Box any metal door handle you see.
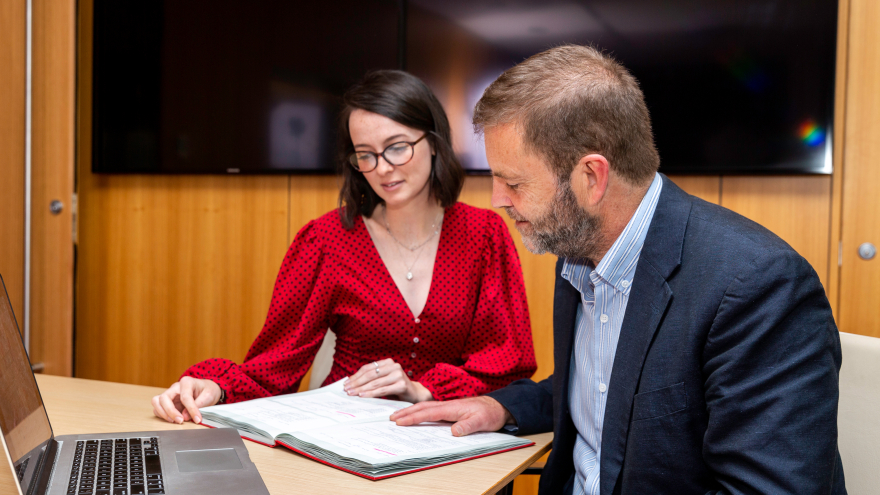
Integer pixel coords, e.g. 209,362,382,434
858,243,876,260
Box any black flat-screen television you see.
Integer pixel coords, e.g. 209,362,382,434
92,0,837,175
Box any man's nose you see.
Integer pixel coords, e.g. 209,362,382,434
491,180,512,208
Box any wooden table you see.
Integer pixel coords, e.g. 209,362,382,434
1,376,552,495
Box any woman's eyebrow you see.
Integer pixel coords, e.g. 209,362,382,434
353,134,410,150
383,134,408,144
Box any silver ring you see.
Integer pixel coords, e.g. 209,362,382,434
374,361,380,374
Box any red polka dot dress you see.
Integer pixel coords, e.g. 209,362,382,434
182,202,537,403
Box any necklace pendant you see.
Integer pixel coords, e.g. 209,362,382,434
406,271,413,281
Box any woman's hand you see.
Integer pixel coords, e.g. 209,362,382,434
344,358,434,403
151,377,222,424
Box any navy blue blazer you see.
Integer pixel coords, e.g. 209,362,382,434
489,175,845,495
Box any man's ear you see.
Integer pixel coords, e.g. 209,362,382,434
570,154,610,207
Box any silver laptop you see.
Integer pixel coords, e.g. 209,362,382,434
0,275,270,495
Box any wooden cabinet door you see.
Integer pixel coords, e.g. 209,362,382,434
838,0,880,337
0,0,26,330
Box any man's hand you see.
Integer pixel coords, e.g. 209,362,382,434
390,396,514,437
151,377,222,425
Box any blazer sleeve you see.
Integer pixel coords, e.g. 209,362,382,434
701,249,842,494
487,376,555,435
419,213,538,401
182,220,332,403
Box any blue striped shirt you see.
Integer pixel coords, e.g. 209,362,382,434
562,173,662,495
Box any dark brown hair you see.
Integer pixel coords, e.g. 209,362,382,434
473,45,660,185
338,70,464,229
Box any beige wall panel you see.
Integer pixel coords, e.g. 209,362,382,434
0,0,26,324
666,175,721,205
721,176,832,292
459,176,557,382
30,0,75,376
838,0,880,337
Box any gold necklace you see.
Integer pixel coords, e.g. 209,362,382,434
383,209,444,281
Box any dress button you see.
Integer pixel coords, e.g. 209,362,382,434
414,318,421,324
407,371,413,377
413,337,419,343
599,383,607,393
621,280,630,288
411,352,417,358
600,314,609,323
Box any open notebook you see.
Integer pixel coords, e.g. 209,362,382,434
198,380,534,480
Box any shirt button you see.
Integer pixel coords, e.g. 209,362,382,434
600,314,609,323
621,280,630,288
407,371,413,377
411,352,417,358
599,383,607,393
413,337,419,344
414,318,421,324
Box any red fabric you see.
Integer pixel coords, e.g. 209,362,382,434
183,202,536,403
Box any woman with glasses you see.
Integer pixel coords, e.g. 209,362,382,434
152,71,536,423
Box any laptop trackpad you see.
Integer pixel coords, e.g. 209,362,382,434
175,448,243,472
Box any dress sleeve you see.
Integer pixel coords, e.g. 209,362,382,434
182,219,333,403
419,213,537,401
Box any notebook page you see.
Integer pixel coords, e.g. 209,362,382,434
199,378,411,439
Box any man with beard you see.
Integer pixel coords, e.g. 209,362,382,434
390,45,845,494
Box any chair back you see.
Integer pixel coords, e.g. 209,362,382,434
308,330,336,390
838,331,880,493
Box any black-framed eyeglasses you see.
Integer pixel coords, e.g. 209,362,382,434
347,134,428,172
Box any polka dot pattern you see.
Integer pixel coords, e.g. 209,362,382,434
182,202,537,403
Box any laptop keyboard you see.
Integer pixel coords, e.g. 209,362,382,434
68,437,165,495
15,457,29,483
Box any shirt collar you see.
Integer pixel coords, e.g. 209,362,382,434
561,172,663,295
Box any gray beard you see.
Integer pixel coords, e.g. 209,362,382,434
505,180,603,260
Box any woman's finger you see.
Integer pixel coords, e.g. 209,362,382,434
345,362,379,389
351,368,408,396
159,392,183,424
178,378,201,424
151,395,171,422
346,359,395,391
358,384,400,399
152,383,180,423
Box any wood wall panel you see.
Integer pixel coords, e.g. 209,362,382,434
30,0,75,375
0,0,26,325
288,176,342,243
720,176,832,291
838,0,880,337
666,176,721,205
74,175,290,386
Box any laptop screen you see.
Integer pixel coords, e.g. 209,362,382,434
0,276,53,492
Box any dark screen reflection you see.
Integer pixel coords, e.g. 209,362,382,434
93,0,400,174
407,0,837,174
0,277,53,492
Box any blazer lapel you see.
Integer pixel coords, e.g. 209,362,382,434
553,257,581,413
599,175,691,495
